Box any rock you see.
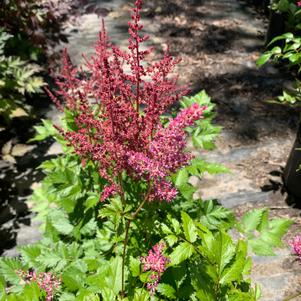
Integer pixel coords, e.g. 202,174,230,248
10,108,29,118
46,142,63,156
11,144,36,157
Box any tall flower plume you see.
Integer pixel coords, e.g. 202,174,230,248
50,0,206,202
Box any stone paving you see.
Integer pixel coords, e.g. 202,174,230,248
2,0,301,299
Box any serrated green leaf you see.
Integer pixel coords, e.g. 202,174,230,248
200,200,235,230
269,218,293,238
22,282,41,301
220,247,247,284
48,209,74,235
84,194,99,212
169,242,195,265
157,283,176,299
19,245,41,267
249,239,275,256
214,231,236,273
106,256,122,295
241,209,265,232
132,288,150,301
130,257,141,277
0,258,23,284
62,266,86,292
59,292,76,301
165,234,178,247
181,212,197,243
178,183,196,200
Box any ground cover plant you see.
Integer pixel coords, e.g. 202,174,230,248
0,1,293,300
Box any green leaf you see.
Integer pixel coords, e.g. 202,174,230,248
84,193,99,212
132,289,150,301
241,209,265,232
157,283,176,299
48,209,74,235
106,256,122,295
181,212,197,243
22,282,41,301
249,239,275,256
256,53,272,66
130,257,141,277
28,119,57,142
59,292,76,301
19,245,41,267
241,209,292,255
269,218,293,238
268,32,294,47
174,169,189,188
177,184,196,200
199,200,235,230
169,242,195,265
213,231,236,273
165,234,178,247
169,216,181,235
62,266,86,292
0,258,23,284
220,240,248,285
200,231,235,277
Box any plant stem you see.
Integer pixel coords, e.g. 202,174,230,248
121,219,131,299
283,291,301,301
118,173,126,206
120,197,148,298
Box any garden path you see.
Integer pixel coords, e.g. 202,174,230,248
2,0,301,299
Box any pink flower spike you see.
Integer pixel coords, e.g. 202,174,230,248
50,0,205,203
297,1,301,7
17,270,61,301
141,242,169,294
290,235,301,259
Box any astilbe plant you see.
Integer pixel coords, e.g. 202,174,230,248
0,1,293,300
48,0,206,296
50,0,206,204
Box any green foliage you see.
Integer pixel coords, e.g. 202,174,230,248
181,90,221,150
270,0,301,31
0,29,44,122
159,213,257,300
238,208,293,256
257,31,301,106
0,0,86,125
0,91,292,300
169,91,227,201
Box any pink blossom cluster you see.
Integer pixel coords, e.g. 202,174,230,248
17,270,60,301
140,242,169,294
290,235,301,260
50,0,206,202
297,1,301,7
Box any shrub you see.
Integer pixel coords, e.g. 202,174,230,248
270,0,301,31
257,32,301,106
0,29,44,123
